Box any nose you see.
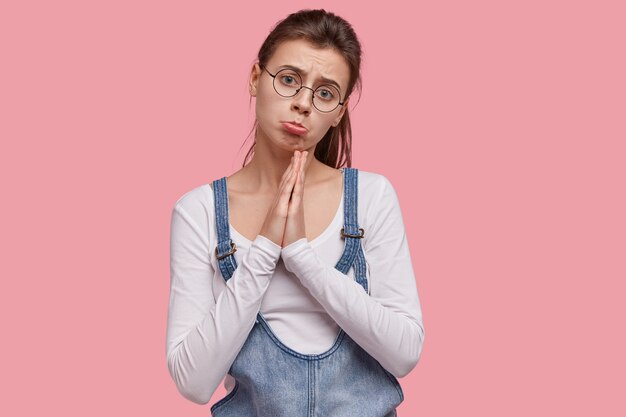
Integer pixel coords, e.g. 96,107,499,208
291,86,314,114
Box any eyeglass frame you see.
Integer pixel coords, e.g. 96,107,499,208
259,65,346,113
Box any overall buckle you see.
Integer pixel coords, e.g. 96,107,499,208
340,228,365,239
215,241,237,260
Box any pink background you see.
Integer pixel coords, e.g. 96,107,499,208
2,0,625,415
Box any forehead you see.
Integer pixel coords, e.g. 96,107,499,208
267,39,350,89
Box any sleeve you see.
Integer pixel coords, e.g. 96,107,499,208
166,199,282,404
280,175,425,378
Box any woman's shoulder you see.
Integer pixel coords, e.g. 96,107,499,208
169,182,220,250
352,168,403,219
353,168,395,194
172,182,215,219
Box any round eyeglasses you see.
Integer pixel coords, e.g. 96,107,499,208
261,65,345,113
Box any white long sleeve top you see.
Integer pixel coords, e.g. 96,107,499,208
166,170,425,405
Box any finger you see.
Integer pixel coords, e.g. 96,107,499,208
289,155,305,213
298,151,307,185
278,154,301,209
302,151,311,173
284,153,300,189
277,154,296,191
288,153,304,192
280,151,301,187
265,155,296,219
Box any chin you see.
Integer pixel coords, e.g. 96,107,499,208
279,130,308,144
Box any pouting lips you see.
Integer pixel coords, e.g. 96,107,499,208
282,122,308,135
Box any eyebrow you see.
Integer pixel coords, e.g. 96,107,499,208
276,64,342,91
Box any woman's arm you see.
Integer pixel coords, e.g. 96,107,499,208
167,155,300,403
166,200,281,404
281,174,425,378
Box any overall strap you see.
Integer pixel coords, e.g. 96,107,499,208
212,177,238,281
334,168,368,293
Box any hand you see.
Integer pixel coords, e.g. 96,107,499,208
259,151,306,246
258,153,301,246
282,150,308,247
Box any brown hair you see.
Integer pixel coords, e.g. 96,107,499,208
241,9,363,169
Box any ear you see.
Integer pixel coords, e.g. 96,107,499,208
249,63,261,96
331,98,349,127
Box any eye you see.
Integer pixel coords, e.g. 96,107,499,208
278,72,299,87
315,87,336,101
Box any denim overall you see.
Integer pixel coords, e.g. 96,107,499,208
210,167,404,417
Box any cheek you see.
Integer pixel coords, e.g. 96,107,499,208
307,117,335,140
255,90,280,122
317,115,337,131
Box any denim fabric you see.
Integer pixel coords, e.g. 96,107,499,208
210,168,403,417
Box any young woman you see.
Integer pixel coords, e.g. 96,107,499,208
166,9,425,416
